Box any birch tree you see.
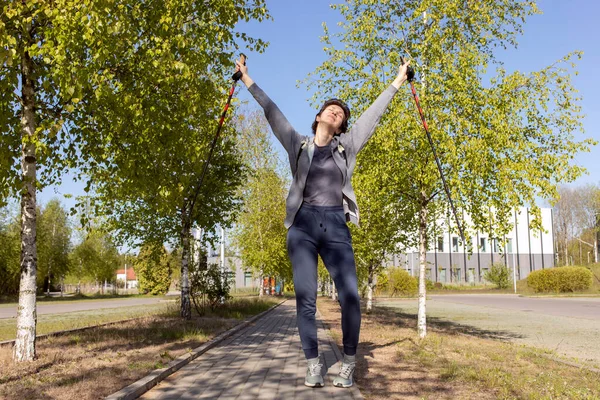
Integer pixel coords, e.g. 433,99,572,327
350,139,414,312
232,110,292,288
1,0,270,358
553,184,600,265
37,199,71,294
553,186,578,265
0,0,94,361
69,229,120,290
0,207,20,296
307,0,594,338
573,184,600,264
77,0,269,320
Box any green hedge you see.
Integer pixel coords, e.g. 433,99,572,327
527,266,593,293
375,269,436,296
387,268,418,296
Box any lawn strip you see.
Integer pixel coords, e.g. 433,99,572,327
0,302,172,341
317,297,600,400
0,297,279,400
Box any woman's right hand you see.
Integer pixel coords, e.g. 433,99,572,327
392,59,411,89
235,56,253,88
234,58,248,76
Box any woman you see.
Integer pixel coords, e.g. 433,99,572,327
236,58,410,388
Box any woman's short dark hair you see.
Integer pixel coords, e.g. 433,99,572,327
311,99,351,135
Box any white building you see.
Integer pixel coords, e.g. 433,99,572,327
193,227,261,290
392,207,555,283
116,268,138,288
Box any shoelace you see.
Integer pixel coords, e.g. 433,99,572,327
339,362,355,379
308,362,323,376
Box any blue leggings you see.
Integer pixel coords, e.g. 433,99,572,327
287,203,361,359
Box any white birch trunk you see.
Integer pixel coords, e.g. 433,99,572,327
14,44,37,362
417,196,428,339
330,279,337,301
416,11,430,339
366,266,374,313
180,212,192,320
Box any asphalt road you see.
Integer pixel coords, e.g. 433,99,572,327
377,294,600,367
0,297,170,319
430,294,600,320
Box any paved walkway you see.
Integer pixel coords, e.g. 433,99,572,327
140,300,363,399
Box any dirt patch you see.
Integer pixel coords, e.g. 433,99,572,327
317,298,600,400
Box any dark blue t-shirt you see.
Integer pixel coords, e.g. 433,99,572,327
302,143,343,206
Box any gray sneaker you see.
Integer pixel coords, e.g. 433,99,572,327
333,356,356,388
304,356,324,388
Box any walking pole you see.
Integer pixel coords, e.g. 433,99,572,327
401,57,466,244
188,54,246,213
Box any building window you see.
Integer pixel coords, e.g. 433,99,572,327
480,237,487,252
467,268,475,283
244,272,252,287
506,238,513,254
453,268,462,282
437,237,444,252
227,271,236,286
492,238,499,253
439,269,447,283
452,237,459,252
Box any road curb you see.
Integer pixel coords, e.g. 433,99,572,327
105,299,287,400
541,355,600,374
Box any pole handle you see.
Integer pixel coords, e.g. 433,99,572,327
232,53,247,81
400,56,415,83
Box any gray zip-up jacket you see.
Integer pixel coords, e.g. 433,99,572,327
248,83,399,229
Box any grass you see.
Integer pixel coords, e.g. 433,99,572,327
408,335,599,399
0,292,171,305
0,296,280,342
194,296,285,319
318,297,600,400
0,296,280,400
0,302,172,341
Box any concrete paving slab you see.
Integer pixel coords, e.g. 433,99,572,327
138,299,363,400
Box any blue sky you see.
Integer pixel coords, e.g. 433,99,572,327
39,0,599,210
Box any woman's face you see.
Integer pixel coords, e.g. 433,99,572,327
317,104,345,133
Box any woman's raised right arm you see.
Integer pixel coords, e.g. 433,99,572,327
236,59,302,156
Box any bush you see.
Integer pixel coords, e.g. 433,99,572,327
190,262,232,313
527,266,593,293
426,279,435,291
387,268,418,297
135,245,173,295
483,263,512,289
374,271,389,296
